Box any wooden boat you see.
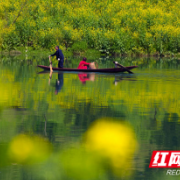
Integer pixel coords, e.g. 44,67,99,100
37,65,138,73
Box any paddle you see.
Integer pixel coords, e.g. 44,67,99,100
113,61,133,74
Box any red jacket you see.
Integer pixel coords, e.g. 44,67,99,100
78,61,90,69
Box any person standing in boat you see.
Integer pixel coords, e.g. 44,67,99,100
49,46,64,68
77,57,96,69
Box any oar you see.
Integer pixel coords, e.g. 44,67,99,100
113,61,133,74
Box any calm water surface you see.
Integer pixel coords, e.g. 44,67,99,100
0,56,180,180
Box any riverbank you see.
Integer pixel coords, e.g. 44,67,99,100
0,48,100,59
1,47,180,59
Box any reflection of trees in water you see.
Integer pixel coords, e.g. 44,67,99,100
132,58,180,69
16,102,125,145
151,112,180,149
68,102,125,129
134,112,180,180
59,102,125,143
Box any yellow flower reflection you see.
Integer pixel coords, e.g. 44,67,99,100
8,134,52,164
83,118,138,176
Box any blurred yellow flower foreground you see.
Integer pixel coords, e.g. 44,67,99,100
8,134,52,164
84,118,138,176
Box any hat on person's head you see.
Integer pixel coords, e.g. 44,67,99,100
83,57,87,61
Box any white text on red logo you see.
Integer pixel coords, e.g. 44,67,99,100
149,151,180,168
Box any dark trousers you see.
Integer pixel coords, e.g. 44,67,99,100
58,60,64,68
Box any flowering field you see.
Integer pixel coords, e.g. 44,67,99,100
1,0,180,54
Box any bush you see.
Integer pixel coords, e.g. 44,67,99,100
70,41,88,53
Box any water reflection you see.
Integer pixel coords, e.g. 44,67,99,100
114,74,136,85
78,73,96,84
39,70,136,88
40,71,64,94
2,57,180,180
55,73,64,94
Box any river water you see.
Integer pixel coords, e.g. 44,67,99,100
0,56,180,180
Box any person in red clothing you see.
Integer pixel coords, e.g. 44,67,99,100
77,57,91,69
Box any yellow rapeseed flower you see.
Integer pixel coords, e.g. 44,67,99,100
84,118,138,176
8,134,52,164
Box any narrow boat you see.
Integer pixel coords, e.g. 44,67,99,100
37,65,138,73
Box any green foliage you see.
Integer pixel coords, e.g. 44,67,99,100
1,0,180,54
71,41,88,53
